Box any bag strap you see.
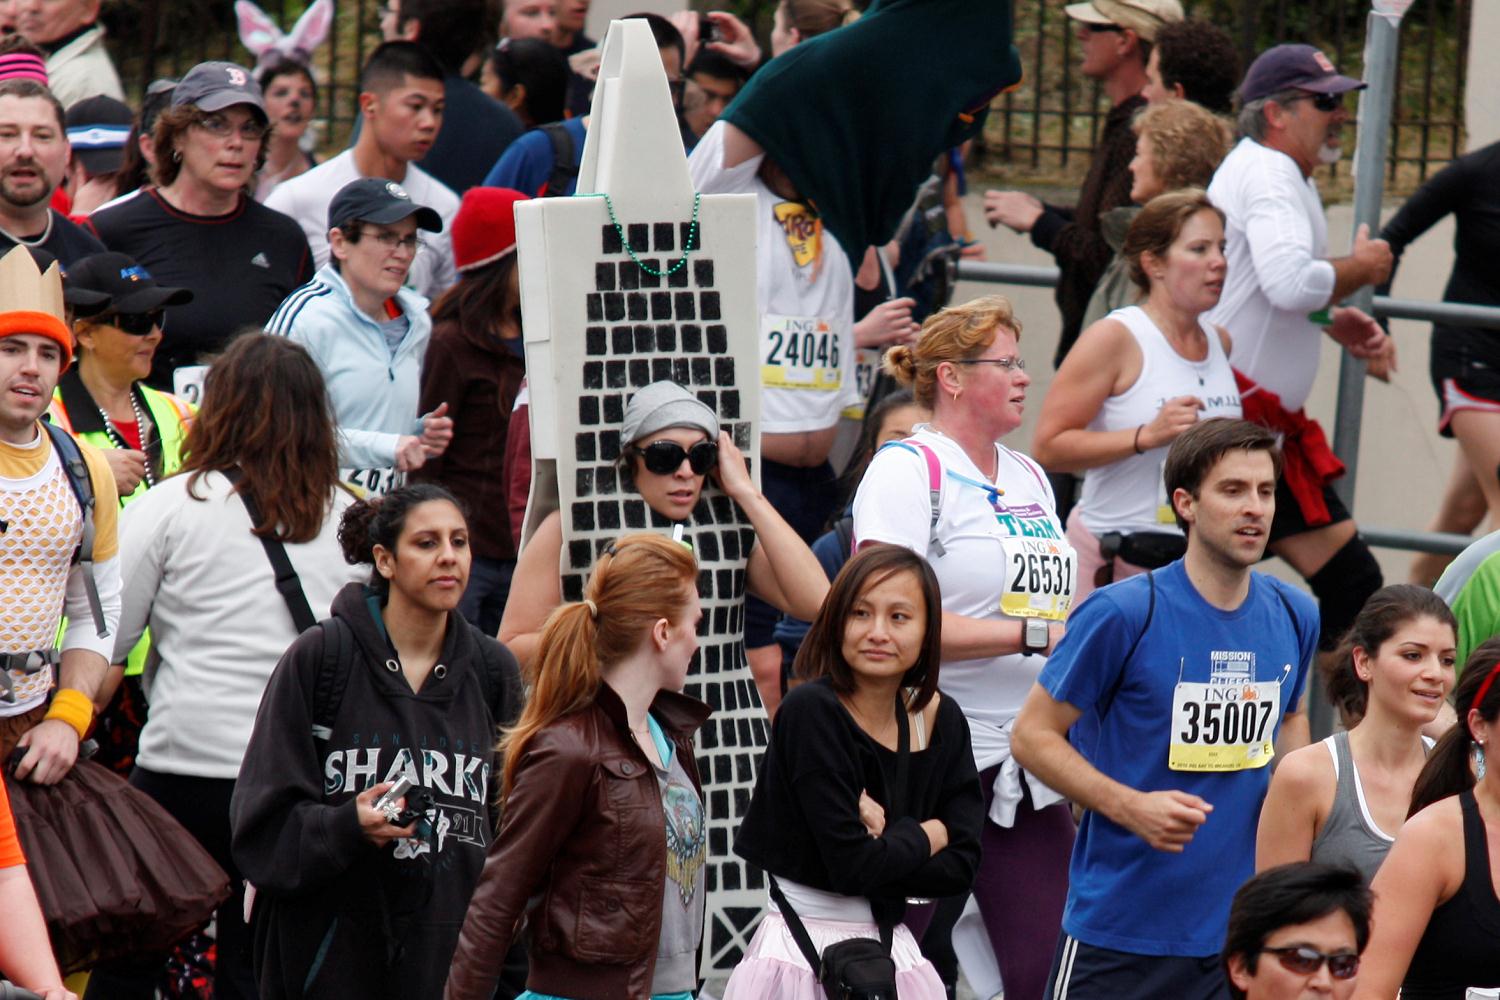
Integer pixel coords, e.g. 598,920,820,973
1096,569,1156,721
877,440,945,556
312,617,351,742
767,876,826,975
41,419,107,638
224,467,317,634
540,121,579,197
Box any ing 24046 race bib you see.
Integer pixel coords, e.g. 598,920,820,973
762,313,843,391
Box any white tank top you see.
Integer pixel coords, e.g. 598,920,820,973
1078,306,1242,536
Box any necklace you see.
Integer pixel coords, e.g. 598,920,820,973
0,212,54,248
97,390,156,488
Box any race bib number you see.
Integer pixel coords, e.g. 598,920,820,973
762,314,843,391
1000,536,1077,621
343,467,406,498
1169,679,1281,771
842,347,882,419
773,201,822,269
173,365,209,407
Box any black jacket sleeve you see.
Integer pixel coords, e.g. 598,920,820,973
229,627,371,897
1377,151,1470,295
866,697,983,899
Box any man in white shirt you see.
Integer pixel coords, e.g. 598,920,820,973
1207,43,1393,665
266,41,459,300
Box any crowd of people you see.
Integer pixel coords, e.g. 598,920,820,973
0,1,1498,1000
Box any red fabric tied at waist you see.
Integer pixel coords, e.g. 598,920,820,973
1234,370,1346,527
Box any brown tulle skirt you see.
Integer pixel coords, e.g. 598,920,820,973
0,708,230,975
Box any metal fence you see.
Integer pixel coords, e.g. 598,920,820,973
980,0,1470,190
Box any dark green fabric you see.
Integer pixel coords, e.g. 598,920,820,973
722,0,1021,264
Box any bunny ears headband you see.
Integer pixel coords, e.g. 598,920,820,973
235,0,333,78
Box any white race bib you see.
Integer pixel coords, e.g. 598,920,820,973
1168,679,1281,771
999,535,1077,621
761,313,843,391
342,467,405,498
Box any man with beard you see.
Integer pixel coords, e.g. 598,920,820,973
0,79,104,262
1013,418,1316,999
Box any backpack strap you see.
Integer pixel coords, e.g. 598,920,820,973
539,122,579,198
832,514,855,565
311,617,352,743
41,420,107,638
878,440,945,556
1095,569,1156,722
224,467,318,634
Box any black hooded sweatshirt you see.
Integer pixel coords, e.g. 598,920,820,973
230,582,523,1000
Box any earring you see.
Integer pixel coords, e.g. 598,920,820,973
172,148,182,163
1476,742,1488,781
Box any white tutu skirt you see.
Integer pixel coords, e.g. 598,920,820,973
723,912,947,999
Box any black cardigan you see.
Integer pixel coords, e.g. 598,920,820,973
735,678,983,903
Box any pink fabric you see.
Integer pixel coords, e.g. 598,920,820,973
723,912,947,1000
1066,509,1149,605
0,53,48,84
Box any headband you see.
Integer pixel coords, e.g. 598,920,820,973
1475,661,1500,720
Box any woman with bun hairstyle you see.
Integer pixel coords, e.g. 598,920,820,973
851,294,1074,1000
771,0,859,55
1255,585,1457,882
1349,637,1500,999
231,483,523,1000
446,533,711,1000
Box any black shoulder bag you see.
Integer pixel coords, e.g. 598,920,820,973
768,697,909,1000
223,467,317,633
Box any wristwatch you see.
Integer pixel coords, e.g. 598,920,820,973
1022,618,1050,656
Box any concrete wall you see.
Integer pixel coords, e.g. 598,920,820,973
1465,0,1500,150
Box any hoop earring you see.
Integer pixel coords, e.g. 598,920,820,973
1476,742,1488,781
172,148,182,163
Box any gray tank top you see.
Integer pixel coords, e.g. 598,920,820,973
1308,730,1429,884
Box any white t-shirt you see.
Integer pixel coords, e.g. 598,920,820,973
853,427,1075,739
1206,137,1337,411
113,473,366,778
687,121,858,434
264,149,460,301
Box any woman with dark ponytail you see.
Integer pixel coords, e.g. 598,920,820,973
446,533,711,1000
230,483,524,1000
1255,585,1456,882
1350,637,1500,999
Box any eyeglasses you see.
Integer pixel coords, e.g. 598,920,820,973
956,356,1026,371
194,114,269,141
633,440,718,476
1259,946,1360,980
107,310,166,336
1289,91,1345,113
361,228,425,255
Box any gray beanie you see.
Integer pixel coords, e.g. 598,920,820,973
621,381,720,445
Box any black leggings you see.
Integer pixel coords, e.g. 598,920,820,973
84,768,255,1000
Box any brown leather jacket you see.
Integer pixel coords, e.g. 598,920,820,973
445,684,711,1000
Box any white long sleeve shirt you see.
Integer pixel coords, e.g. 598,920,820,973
1207,137,1337,411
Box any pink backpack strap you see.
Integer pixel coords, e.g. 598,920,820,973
871,439,946,556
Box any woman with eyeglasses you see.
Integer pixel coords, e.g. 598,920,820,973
850,295,1074,1000
1032,189,1240,604
499,381,827,670
1349,637,1500,1000
88,60,314,393
266,176,453,498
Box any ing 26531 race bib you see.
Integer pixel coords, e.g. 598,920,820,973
1000,535,1076,621
762,313,843,391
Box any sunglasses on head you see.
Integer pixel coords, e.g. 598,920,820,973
107,310,166,336
1259,946,1359,980
633,440,718,476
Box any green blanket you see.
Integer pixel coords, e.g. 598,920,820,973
723,0,1021,263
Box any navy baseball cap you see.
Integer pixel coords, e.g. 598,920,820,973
327,177,444,233
1240,44,1365,104
172,61,266,119
66,253,194,314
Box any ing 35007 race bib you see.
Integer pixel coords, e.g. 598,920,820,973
1169,676,1282,772
761,313,843,391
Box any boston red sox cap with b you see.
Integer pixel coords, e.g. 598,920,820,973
172,61,267,119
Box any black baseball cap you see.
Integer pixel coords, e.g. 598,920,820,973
327,177,444,233
172,61,267,120
66,253,194,314
24,248,111,318
65,96,134,175
1239,44,1366,104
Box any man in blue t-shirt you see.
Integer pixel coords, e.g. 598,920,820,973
1013,417,1318,999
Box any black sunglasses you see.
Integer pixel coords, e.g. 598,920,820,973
107,310,166,336
1081,22,1124,33
1291,91,1344,113
633,440,718,476
1259,946,1359,980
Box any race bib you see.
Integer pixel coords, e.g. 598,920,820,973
999,535,1077,621
762,314,843,391
842,347,882,419
773,201,822,269
1156,466,1176,525
173,365,210,407
342,467,406,498
1169,679,1281,772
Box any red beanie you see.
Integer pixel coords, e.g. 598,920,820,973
452,187,530,273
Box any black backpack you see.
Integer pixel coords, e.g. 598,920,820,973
538,121,580,198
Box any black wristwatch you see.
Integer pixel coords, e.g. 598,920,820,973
1022,618,1050,656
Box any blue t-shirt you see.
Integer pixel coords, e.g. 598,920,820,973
1039,560,1318,958
482,116,588,197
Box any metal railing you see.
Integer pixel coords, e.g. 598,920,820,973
947,255,1500,558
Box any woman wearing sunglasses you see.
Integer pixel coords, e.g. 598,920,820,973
1349,637,1500,999
1032,189,1240,603
46,251,196,777
500,380,828,671
850,295,1073,1000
